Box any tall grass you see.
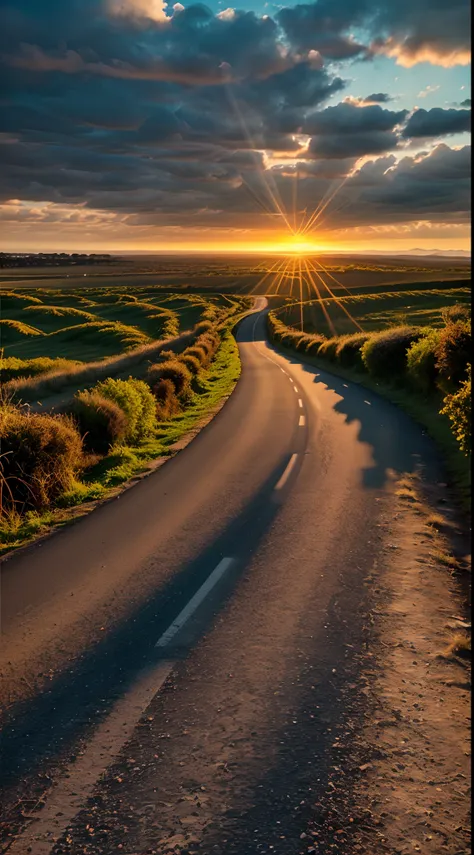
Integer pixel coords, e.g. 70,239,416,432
5,325,205,404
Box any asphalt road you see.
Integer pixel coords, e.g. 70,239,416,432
0,302,438,854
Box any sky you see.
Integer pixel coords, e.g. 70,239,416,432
0,0,471,253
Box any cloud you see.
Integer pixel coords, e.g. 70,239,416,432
362,93,393,104
304,102,407,159
417,85,440,98
0,0,469,241
277,0,471,68
402,107,471,138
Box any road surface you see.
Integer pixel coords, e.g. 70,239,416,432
0,302,441,854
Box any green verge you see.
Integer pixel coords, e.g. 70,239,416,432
272,340,471,513
0,330,241,555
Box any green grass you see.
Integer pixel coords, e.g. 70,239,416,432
281,287,471,337
0,330,241,554
1,288,247,364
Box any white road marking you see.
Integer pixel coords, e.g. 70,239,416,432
293,385,299,392
156,557,235,648
299,415,305,426
7,660,175,855
275,454,298,490
298,399,303,408
364,400,371,405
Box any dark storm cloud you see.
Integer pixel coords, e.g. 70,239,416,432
402,107,471,138
304,102,407,159
362,93,392,103
0,0,470,234
460,99,471,107
277,0,470,66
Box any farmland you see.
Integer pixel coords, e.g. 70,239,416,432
1,288,244,364
278,284,471,337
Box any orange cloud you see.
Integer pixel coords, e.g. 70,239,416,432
372,38,471,67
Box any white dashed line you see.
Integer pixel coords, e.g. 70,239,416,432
298,399,303,408
299,415,305,426
275,454,298,490
293,385,299,392
156,557,235,648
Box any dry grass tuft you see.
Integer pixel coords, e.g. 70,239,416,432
431,548,458,569
444,632,471,659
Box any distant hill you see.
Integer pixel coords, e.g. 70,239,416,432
395,248,471,258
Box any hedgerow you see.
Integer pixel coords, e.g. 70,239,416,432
406,329,441,395
435,320,471,391
361,326,422,380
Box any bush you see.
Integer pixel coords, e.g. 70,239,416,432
435,320,471,391
317,338,339,361
180,353,202,375
361,326,422,380
183,345,209,367
72,391,128,453
0,406,83,512
440,365,471,454
147,359,192,400
406,329,441,395
441,304,471,324
95,377,157,443
305,335,326,354
335,333,370,367
194,320,214,334
196,332,220,360
154,378,180,419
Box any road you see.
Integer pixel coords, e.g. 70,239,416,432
0,302,441,854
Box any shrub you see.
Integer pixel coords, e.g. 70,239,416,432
183,345,209,367
154,378,180,419
130,378,158,440
406,329,441,395
335,333,371,368
147,359,192,400
317,338,339,361
305,335,326,354
435,320,471,391
180,353,202,375
0,406,83,512
95,377,157,443
440,365,471,455
194,320,214,334
196,332,220,360
361,326,422,380
72,391,128,453
441,304,471,324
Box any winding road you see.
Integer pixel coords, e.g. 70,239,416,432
0,300,441,854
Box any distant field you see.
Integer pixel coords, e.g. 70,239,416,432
0,252,470,295
1,288,241,363
279,283,471,337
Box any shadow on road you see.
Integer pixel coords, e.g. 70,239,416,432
0,455,294,800
281,351,440,490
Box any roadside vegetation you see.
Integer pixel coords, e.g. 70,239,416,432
268,296,471,506
0,288,249,552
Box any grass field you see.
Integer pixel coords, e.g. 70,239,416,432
279,285,471,337
0,288,244,364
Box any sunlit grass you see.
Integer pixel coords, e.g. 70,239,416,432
0,331,241,554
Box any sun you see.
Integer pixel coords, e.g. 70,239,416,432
279,234,319,254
